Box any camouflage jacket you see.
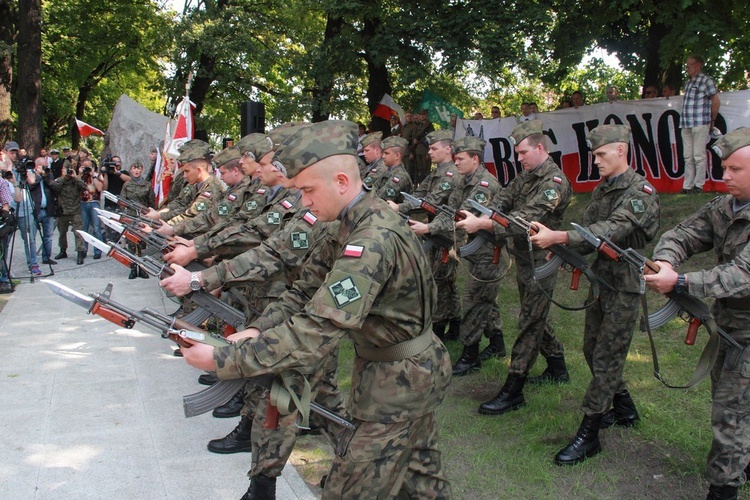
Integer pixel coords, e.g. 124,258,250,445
363,162,413,203
120,179,155,210
194,179,268,243
173,175,257,239
652,195,750,330
53,175,87,215
429,164,502,259
493,157,572,262
397,160,461,214
193,186,297,259
166,175,225,226
160,171,196,219
567,167,660,294
214,191,451,423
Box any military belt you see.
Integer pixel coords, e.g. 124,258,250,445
719,297,750,310
354,329,433,362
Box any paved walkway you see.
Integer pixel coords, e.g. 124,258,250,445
0,229,316,499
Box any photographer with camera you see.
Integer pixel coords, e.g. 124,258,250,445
53,160,87,264
27,157,60,265
79,159,106,261
101,154,130,211
0,142,22,292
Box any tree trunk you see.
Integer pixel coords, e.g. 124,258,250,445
363,18,391,135
0,0,15,145
72,85,91,149
17,0,42,154
311,14,344,123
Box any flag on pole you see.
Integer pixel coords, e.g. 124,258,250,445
75,118,105,137
419,90,464,129
373,93,406,125
165,96,195,159
153,122,173,208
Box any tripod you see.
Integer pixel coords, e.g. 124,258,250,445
6,172,54,282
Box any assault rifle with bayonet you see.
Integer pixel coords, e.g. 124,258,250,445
102,191,163,227
571,223,742,388
96,209,175,253
42,279,357,432
467,199,613,300
397,212,455,264
401,192,504,264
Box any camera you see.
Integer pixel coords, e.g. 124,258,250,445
14,156,34,176
100,154,118,174
66,168,75,176
82,166,93,175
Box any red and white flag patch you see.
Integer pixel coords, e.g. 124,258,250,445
392,177,400,183
553,176,563,184
446,171,454,177
228,194,237,201
480,180,489,187
281,199,293,209
201,191,212,198
343,244,364,258
642,185,653,194
256,188,266,194
303,212,318,225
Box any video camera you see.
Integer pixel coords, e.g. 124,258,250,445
14,156,35,176
100,154,119,174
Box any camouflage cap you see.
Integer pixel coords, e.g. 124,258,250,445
236,133,273,160
273,120,358,178
268,122,310,150
426,130,452,145
212,146,241,167
381,135,408,150
586,124,630,150
360,131,383,148
453,136,486,154
176,139,212,163
711,127,750,159
509,119,543,146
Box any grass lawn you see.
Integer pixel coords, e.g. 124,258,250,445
291,190,750,499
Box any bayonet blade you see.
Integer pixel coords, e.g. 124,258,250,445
102,191,119,204
42,279,95,310
400,192,420,206
98,215,125,233
76,230,112,255
571,222,601,249
94,207,122,221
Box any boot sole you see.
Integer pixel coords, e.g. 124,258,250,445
554,443,602,466
212,410,243,418
207,442,252,454
478,401,525,416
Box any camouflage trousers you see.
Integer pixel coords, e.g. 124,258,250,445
430,251,461,324
459,250,503,347
323,412,452,499
509,263,564,375
581,287,640,415
706,326,750,487
56,213,85,253
249,348,347,479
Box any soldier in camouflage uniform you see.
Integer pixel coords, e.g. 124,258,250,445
390,130,462,340
159,162,195,216
645,127,750,500
143,140,224,226
359,131,383,180
531,124,660,466
409,136,505,376
120,161,155,279
53,167,87,260
457,120,572,415
179,120,452,499
364,135,412,203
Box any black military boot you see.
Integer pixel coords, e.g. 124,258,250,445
478,332,506,361
452,343,481,376
554,413,603,466
212,388,245,418
128,263,138,280
76,251,85,265
445,319,461,341
54,250,67,259
207,414,253,454
600,390,640,428
478,374,527,415
241,475,277,500
527,355,570,385
432,321,447,340
198,373,219,386
138,265,149,279
707,484,739,500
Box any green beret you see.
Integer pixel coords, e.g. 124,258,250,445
453,136,486,154
382,135,408,150
273,120,358,178
177,139,212,163
711,127,750,159
586,124,630,151
360,131,383,148
509,119,543,146
212,146,241,167
426,130,452,145
268,122,311,150
237,133,273,160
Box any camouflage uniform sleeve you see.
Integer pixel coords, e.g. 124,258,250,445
378,170,410,202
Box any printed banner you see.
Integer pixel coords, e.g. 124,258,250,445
455,89,750,193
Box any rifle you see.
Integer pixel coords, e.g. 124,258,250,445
571,222,743,388
398,212,455,264
467,199,613,296
97,210,175,253
76,230,246,329
96,207,164,231
42,279,357,432
402,192,503,264
102,190,158,219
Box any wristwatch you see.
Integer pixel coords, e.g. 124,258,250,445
189,272,202,292
674,274,688,295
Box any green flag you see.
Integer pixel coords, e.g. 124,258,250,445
420,90,463,129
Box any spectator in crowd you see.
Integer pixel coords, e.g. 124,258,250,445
559,98,573,109
39,148,51,168
102,155,130,211
356,122,367,158
5,142,41,276
571,91,585,108
390,115,402,137
520,102,537,122
491,106,501,119
49,149,64,178
449,113,458,137
530,103,539,115
606,86,619,102
79,159,106,260
0,143,22,292
661,84,677,97
27,157,59,265
474,111,484,120
680,54,720,194
54,159,87,264
642,85,659,99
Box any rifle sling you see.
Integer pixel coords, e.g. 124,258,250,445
270,370,312,429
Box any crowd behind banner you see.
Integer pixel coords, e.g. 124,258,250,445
455,89,750,193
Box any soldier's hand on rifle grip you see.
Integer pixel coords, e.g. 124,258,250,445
456,211,491,234
226,328,261,343
159,264,192,297
643,262,679,294
156,222,175,237
529,221,566,249
179,337,217,371
142,207,161,221
407,219,430,236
